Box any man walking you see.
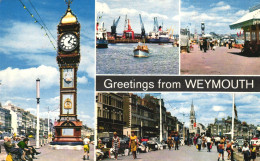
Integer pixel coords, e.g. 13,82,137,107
174,133,179,150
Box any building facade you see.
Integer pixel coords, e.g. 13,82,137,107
96,93,124,137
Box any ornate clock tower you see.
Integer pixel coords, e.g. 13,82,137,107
52,1,83,145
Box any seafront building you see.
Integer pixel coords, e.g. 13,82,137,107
0,102,50,136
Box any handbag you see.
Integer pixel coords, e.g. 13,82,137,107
6,154,13,161
210,144,212,149
196,145,198,149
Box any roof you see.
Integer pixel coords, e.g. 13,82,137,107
230,7,260,29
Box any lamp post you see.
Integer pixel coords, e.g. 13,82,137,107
36,78,40,149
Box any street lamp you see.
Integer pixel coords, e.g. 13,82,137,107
36,78,40,149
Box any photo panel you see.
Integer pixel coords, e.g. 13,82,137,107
96,0,180,75
180,0,260,75
95,92,260,161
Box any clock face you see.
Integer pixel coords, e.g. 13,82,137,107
59,33,78,52
62,68,74,88
62,93,75,115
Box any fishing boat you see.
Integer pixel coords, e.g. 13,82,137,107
96,21,108,48
133,42,149,57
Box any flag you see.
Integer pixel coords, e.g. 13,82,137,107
234,104,238,119
194,122,196,127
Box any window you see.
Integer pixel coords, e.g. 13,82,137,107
252,32,256,41
245,32,251,41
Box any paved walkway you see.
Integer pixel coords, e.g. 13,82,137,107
181,44,260,75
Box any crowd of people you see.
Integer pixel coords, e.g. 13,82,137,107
97,132,139,160
190,135,258,161
3,135,41,160
195,38,234,53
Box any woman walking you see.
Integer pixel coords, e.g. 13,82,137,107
217,140,225,161
206,136,212,152
167,135,173,150
250,144,257,161
112,132,120,160
242,143,250,161
129,132,138,159
197,136,202,151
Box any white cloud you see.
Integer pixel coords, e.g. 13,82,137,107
212,106,226,112
79,45,95,78
211,5,231,12
96,2,110,14
78,76,88,84
0,22,56,54
218,112,227,118
0,65,59,90
235,10,248,16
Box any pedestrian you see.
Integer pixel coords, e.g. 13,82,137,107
203,38,207,52
206,136,212,152
167,134,173,150
228,39,232,49
129,132,138,159
112,132,120,160
210,40,214,50
226,140,231,160
193,136,197,146
197,136,202,151
200,39,203,51
83,135,90,160
174,133,179,150
230,141,234,161
242,143,250,161
215,136,220,151
217,140,225,161
250,144,257,161
202,136,206,149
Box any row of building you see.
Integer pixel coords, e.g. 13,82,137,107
96,93,186,139
97,93,259,141
0,102,51,137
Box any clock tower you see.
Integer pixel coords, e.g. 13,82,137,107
51,1,83,145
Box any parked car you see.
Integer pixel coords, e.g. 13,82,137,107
137,142,149,153
235,139,244,152
147,137,159,151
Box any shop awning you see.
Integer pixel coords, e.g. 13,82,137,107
230,8,260,29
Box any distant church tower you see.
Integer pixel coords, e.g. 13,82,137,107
189,100,196,134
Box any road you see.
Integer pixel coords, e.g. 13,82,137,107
104,145,259,161
0,139,94,161
181,44,260,75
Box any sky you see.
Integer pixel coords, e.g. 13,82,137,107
181,0,260,34
0,0,95,128
138,93,260,128
96,0,179,35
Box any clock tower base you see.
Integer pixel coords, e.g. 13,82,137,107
51,120,83,145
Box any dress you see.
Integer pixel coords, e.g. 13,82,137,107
112,136,119,154
130,136,137,152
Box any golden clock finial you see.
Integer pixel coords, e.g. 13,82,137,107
61,0,77,24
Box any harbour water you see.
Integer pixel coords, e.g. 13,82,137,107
96,43,179,74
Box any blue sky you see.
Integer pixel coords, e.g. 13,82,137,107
181,0,260,34
97,0,179,35
0,0,95,127
158,93,260,128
